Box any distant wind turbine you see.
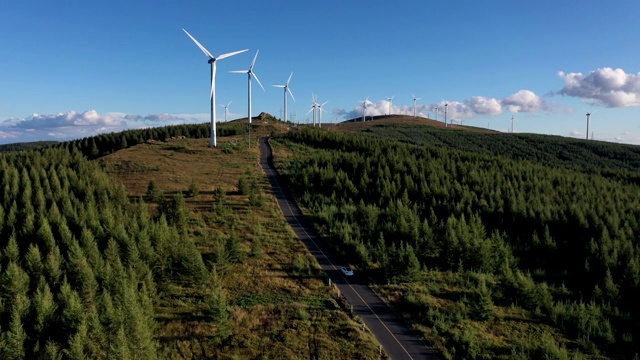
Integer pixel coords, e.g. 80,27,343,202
318,100,328,128
443,100,448,128
586,112,590,140
412,93,421,117
433,105,439,121
584,110,599,140
229,50,265,124
219,101,232,122
359,98,369,122
387,95,395,115
307,94,319,126
182,28,247,147
273,72,295,123
511,115,517,133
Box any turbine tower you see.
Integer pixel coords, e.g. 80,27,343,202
230,50,265,124
307,94,318,126
182,28,247,147
387,95,395,115
586,112,591,140
318,100,328,128
219,101,232,122
273,72,295,123
444,102,448,128
412,93,421,117
359,98,369,122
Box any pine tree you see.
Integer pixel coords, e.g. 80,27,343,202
144,180,161,202
24,244,43,280
471,278,494,321
186,179,199,198
3,234,20,264
0,309,27,360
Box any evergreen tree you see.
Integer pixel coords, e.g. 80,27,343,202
144,180,161,202
0,309,27,360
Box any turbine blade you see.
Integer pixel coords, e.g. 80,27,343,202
229,70,249,74
273,84,285,88
182,29,214,59
252,72,265,91
218,49,249,60
306,107,314,115
287,87,295,102
228,100,232,106
286,72,293,85
250,49,259,70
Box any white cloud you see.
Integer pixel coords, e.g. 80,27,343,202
335,89,547,122
501,90,547,113
0,110,214,145
6,110,125,129
465,96,503,116
558,67,640,107
0,130,19,140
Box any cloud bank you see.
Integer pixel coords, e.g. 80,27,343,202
337,90,548,122
558,67,640,107
0,110,212,144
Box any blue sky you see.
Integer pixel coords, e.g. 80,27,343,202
1,0,639,144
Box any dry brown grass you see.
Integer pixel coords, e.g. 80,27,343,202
100,128,383,359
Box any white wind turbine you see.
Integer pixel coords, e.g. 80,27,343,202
412,93,421,117
584,109,598,140
219,101,232,122
359,97,369,122
442,99,449,127
307,94,319,126
317,99,328,128
387,95,395,115
229,50,265,124
273,72,295,123
182,28,247,147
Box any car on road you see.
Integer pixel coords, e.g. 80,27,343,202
341,267,354,276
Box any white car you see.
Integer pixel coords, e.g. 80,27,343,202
341,267,354,276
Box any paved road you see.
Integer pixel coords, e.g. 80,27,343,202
259,137,440,360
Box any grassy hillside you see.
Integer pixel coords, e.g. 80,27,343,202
271,123,640,359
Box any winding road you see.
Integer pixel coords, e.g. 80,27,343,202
259,137,440,360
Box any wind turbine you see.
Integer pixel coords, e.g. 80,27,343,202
318,100,328,128
412,93,421,117
510,115,516,133
586,112,590,140
443,100,448,128
229,50,265,125
359,98,369,122
433,105,439,121
584,110,599,140
273,72,295,123
387,95,395,115
307,94,319,126
219,101,232,122
182,28,248,147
